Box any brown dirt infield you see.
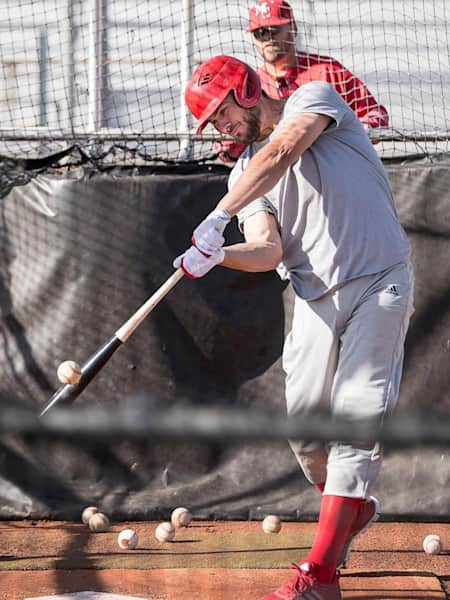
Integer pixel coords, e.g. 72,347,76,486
0,520,449,599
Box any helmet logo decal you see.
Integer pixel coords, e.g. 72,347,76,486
199,73,213,86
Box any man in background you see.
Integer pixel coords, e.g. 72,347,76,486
215,0,388,163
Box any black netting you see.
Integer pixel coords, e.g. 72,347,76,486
0,0,448,173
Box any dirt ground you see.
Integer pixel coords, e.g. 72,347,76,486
0,520,449,599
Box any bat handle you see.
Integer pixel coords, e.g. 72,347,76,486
115,268,184,342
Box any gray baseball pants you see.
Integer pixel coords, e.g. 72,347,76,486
283,261,415,498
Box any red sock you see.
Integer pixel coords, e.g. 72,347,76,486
306,495,362,583
315,482,325,494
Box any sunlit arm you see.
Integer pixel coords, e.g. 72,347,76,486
217,112,332,217
220,211,282,273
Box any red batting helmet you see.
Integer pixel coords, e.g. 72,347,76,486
185,55,261,133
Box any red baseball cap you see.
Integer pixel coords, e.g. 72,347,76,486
247,0,294,32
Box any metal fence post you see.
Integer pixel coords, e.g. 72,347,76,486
87,0,106,131
178,0,194,160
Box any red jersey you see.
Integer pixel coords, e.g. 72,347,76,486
258,52,389,128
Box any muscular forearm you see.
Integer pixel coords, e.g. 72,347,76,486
217,144,291,217
216,113,331,217
221,242,281,273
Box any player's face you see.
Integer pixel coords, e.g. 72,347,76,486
210,94,262,144
252,24,296,64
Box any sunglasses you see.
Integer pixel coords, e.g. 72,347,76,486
252,26,285,41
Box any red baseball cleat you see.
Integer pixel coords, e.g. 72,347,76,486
259,561,342,600
337,495,380,568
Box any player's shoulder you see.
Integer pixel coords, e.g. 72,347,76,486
283,81,353,125
287,80,340,104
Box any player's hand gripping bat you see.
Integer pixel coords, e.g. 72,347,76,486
39,268,184,417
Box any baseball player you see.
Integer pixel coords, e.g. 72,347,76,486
215,0,388,164
176,56,414,599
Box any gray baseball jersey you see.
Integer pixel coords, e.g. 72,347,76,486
231,81,411,301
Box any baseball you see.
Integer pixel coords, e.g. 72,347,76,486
155,521,175,543
88,512,110,532
81,506,98,525
57,360,82,385
118,528,139,549
171,507,192,528
262,515,282,534
423,534,443,555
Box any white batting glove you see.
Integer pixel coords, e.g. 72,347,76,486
173,245,225,279
192,209,231,256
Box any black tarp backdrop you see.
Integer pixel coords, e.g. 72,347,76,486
0,156,449,520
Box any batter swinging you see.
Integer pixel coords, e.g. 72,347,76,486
175,55,414,600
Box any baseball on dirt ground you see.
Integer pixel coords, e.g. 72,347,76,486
262,515,282,534
118,528,139,549
171,507,192,528
81,506,99,524
423,534,443,555
155,521,175,542
88,512,110,532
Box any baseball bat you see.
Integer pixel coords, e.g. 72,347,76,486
39,268,184,417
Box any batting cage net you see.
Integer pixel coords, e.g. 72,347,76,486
0,0,449,168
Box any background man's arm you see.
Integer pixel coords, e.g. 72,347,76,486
324,60,389,128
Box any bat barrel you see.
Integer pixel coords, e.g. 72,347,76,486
39,269,184,417
39,335,122,417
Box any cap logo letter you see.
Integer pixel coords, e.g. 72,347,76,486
255,2,271,19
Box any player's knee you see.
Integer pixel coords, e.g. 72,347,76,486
289,444,328,484
333,390,387,433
